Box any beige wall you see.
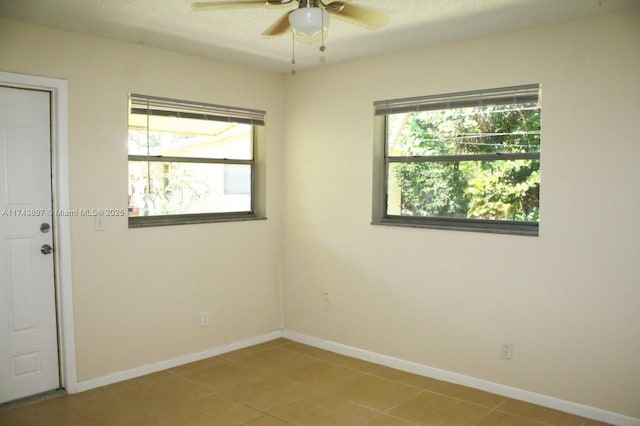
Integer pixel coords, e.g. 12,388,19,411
0,19,285,382
282,12,640,417
1,9,639,419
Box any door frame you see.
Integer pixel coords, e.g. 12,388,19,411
0,71,77,395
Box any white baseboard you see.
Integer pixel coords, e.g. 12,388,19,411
73,329,638,426
75,330,282,393
282,330,640,426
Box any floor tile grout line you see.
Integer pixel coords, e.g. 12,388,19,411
365,411,423,426
227,397,292,425
472,397,509,424
218,344,594,426
105,371,223,420
279,345,430,391
487,401,558,426
205,359,410,426
279,342,518,404
2,339,596,426
0,341,576,424
174,350,500,425
280,343,592,424
229,342,594,425
237,342,520,418
432,389,506,410
379,388,429,416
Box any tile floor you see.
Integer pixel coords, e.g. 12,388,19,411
0,339,611,425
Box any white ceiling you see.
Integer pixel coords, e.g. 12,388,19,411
1,0,638,74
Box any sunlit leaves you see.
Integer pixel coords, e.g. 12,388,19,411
388,103,540,222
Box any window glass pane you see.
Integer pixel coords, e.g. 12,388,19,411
387,159,540,222
128,161,251,216
387,103,540,157
128,114,252,160
224,164,251,195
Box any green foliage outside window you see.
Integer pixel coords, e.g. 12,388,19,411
388,103,540,222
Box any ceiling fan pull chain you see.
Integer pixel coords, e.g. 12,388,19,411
320,3,327,55
291,31,297,75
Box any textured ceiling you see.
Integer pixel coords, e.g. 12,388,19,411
1,0,638,73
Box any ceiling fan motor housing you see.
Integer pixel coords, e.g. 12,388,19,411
192,0,386,37
289,4,329,36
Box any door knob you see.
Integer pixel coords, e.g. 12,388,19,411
40,223,51,233
40,244,53,255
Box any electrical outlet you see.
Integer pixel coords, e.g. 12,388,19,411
200,311,210,327
500,343,513,360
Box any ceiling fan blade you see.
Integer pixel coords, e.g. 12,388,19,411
325,1,389,30
192,1,288,11
262,10,293,36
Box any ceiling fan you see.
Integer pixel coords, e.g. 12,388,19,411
191,0,389,37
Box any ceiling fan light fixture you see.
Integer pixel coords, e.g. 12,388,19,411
289,7,329,37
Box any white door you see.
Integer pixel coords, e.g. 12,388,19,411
0,86,59,403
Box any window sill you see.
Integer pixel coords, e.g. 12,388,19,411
128,213,266,228
372,216,538,237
